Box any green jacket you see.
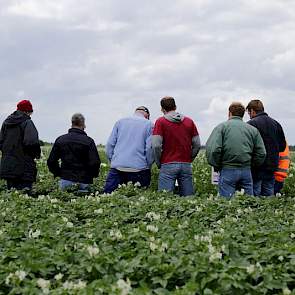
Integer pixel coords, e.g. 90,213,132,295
206,117,266,170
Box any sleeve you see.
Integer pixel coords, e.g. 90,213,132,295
47,142,61,178
252,131,266,167
145,123,154,167
152,119,163,168
0,124,5,151
277,123,286,152
23,120,41,159
191,121,200,160
205,124,224,171
105,121,119,162
88,140,101,178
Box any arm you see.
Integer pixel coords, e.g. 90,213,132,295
152,135,163,168
23,120,41,159
0,124,5,151
252,131,266,167
205,124,224,171
277,123,286,152
145,123,154,167
88,140,101,178
105,122,119,162
47,142,61,177
192,135,201,160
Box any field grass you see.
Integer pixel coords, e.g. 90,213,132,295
0,148,294,294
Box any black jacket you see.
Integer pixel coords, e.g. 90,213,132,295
47,128,101,184
0,111,41,182
248,112,286,178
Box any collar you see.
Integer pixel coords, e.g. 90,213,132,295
255,112,268,118
68,128,86,135
229,116,243,121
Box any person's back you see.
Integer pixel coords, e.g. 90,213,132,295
206,102,266,198
107,115,153,170
47,113,101,191
0,100,40,192
152,97,200,196
211,118,265,169
104,106,153,193
246,99,286,196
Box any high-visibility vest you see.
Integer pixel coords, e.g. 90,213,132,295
274,144,290,182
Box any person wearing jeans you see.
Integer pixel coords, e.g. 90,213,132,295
104,106,153,194
246,100,286,196
152,97,201,196
47,113,101,193
206,102,266,198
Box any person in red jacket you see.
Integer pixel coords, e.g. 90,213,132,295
152,96,201,196
274,143,290,195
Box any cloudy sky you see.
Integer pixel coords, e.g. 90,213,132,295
0,0,295,144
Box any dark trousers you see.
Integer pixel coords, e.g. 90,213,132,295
274,181,284,195
7,179,33,193
104,168,151,194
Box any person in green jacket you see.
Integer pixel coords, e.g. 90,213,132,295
206,102,266,198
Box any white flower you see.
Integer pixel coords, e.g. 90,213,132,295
29,229,41,238
116,278,132,295
15,270,27,281
54,273,64,281
290,233,295,239
50,198,58,203
62,217,68,222
146,225,158,233
160,242,168,252
87,245,100,257
5,273,13,285
66,222,74,228
134,182,141,187
237,209,243,215
209,252,222,262
37,278,50,294
283,288,291,295
100,163,107,168
278,256,284,262
94,208,103,214
149,242,158,251
145,212,161,221
246,265,255,274
110,229,123,240
63,280,87,290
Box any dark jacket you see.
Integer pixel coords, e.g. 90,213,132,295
0,111,41,182
248,112,286,178
47,128,101,184
206,117,266,170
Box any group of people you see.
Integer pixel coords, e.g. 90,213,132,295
0,97,289,198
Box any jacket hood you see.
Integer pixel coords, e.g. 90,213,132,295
4,110,30,126
164,111,184,123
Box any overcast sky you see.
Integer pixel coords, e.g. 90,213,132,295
0,0,295,144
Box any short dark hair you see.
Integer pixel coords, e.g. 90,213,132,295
229,102,245,118
246,100,264,113
160,96,176,112
71,113,85,127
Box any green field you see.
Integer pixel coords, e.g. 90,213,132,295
0,149,294,294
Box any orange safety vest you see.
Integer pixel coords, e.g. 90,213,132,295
274,144,290,182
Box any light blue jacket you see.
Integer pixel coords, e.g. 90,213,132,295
106,113,153,170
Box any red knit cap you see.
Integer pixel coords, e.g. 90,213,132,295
17,100,33,112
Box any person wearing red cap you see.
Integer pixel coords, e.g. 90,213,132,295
0,100,40,193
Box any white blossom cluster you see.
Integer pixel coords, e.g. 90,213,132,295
5,270,27,285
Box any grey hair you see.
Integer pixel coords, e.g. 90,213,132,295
71,113,85,127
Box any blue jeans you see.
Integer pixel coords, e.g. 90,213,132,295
219,168,253,198
253,173,275,196
59,179,89,192
158,163,194,196
104,168,151,194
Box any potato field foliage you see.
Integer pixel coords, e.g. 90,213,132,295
0,149,294,294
